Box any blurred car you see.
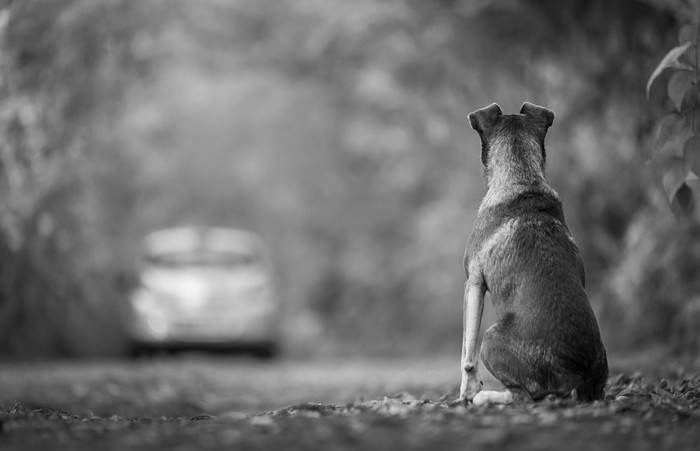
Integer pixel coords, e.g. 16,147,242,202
122,227,280,357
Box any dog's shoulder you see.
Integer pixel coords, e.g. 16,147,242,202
466,201,514,257
470,190,563,241
465,191,567,269
506,190,565,222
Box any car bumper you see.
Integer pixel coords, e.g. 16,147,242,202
125,313,279,346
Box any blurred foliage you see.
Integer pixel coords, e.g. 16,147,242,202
645,8,700,218
0,0,697,358
0,0,161,355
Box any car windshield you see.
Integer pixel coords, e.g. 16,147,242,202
146,251,258,268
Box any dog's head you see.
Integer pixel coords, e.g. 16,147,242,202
468,102,554,186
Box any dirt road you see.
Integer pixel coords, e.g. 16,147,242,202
1,354,699,450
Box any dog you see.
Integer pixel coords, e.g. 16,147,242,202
459,102,608,406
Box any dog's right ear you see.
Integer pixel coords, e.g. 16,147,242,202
468,103,502,135
519,102,554,132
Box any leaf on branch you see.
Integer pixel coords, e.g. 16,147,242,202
671,183,695,219
668,71,695,112
653,114,691,160
662,157,689,201
646,42,693,99
683,135,700,176
687,177,700,195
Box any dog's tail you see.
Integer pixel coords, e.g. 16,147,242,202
531,357,608,402
530,389,573,402
576,349,609,402
574,379,607,402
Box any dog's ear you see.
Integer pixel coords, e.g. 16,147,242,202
468,103,502,135
520,102,554,132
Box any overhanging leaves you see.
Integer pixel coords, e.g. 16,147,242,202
653,114,691,160
662,157,688,201
646,42,693,99
671,183,695,218
667,71,694,112
683,135,700,176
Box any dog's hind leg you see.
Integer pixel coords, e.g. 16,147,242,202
475,322,540,405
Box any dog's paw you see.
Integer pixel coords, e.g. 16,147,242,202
447,397,466,407
472,390,515,407
459,374,483,403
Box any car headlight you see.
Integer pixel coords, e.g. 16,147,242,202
130,290,169,338
131,289,162,316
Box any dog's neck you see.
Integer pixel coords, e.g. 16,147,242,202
479,134,559,212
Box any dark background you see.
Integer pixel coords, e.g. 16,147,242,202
0,0,697,359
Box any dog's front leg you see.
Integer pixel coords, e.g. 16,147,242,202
459,275,485,403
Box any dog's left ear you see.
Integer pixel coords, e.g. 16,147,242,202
520,102,554,133
468,103,503,135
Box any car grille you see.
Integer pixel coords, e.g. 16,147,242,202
169,316,242,337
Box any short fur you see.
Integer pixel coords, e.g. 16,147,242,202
460,102,608,403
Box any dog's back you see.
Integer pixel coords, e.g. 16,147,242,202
463,103,607,402
468,191,607,400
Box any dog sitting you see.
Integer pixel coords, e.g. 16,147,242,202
459,102,608,406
